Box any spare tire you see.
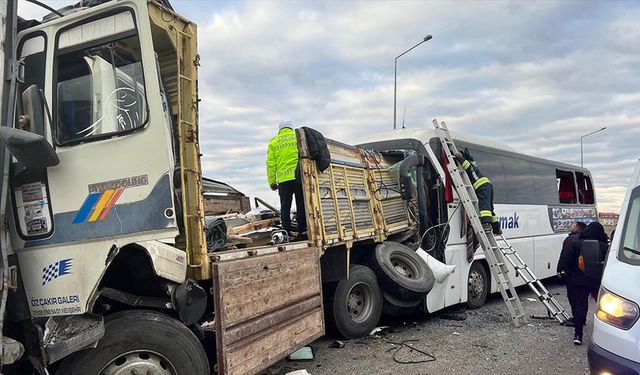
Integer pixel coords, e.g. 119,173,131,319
381,291,423,319
370,241,435,303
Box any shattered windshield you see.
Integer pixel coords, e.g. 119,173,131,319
620,187,640,264
55,35,147,145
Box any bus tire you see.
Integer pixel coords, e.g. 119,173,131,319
325,265,382,339
381,292,422,319
467,261,489,309
56,310,209,375
370,242,434,303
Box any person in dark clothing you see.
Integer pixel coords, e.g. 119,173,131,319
453,149,501,235
558,221,608,345
556,221,587,327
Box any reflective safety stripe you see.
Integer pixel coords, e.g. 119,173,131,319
492,216,499,223
480,210,493,217
473,177,490,189
462,160,471,169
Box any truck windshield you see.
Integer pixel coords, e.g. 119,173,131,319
620,186,640,264
55,35,147,145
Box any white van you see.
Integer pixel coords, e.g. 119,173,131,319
589,160,640,374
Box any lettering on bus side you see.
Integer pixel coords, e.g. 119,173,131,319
499,213,520,229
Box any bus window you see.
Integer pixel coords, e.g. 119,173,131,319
465,148,507,204
503,157,534,204
531,162,558,205
556,169,577,204
576,172,595,204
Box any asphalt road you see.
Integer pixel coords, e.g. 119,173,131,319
267,281,597,375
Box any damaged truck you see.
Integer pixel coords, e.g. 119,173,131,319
0,0,598,374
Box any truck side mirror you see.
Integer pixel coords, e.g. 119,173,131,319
0,85,58,169
0,127,59,169
21,85,46,136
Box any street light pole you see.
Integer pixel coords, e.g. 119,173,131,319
580,126,607,167
394,34,432,130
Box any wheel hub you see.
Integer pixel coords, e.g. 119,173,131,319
392,259,415,279
468,270,484,299
100,351,176,375
347,282,373,324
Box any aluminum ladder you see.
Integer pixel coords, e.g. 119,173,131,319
495,234,571,323
432,119,569,325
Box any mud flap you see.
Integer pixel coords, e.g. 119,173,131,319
211,244,324,375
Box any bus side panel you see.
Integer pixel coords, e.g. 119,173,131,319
211,245,324,375
533,235,565,279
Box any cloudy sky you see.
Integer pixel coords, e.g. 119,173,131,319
19,1,640,213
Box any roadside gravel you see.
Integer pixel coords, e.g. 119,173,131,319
267,281,595,375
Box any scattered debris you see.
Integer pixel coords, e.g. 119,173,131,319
285,370,311,375
452,332,460,336
439,312,467,321
329,340,345,349
382,338,436,364
369,326,390,336
526,298,537,302
287,347,314,362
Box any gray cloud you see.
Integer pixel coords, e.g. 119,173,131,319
175,0,639,213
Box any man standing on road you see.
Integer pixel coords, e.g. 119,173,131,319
556,221,586,327
266,120,307,238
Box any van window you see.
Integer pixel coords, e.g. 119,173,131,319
55,28,147,145
576,172,595,204
556,169,577,204
620,187,640,265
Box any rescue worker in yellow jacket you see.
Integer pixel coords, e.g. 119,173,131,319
454,149,502,235
267,121,307,237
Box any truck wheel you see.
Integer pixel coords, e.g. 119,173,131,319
370,242,434,303
325,265,382,339
381,292,422,319
56,310,209,375
467,262,489,309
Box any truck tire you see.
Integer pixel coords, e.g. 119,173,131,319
381,291,422,319
370,242,434,303
467,261,489,309
325,265,383,339
56,310,209,375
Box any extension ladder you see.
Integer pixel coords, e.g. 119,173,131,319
432,119,570,326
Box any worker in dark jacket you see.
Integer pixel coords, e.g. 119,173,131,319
453,149,501,235
559,222,608,345
556,221,587,326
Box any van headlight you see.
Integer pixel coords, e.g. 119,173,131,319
596,289,640,330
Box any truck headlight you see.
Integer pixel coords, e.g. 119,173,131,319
596,289,640,330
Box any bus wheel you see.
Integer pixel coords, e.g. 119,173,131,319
467,262,489,309
56,310,209,375
325,265,382,339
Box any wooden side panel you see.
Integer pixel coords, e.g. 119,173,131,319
212,246,324,375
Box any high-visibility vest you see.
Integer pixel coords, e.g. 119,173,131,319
267,127,299,186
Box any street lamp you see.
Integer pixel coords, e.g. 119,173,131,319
580,127,607,167
394,34,432,130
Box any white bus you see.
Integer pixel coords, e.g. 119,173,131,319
357,127,598,312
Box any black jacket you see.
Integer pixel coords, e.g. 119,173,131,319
557,233,580,275
302,127,330,172
563,223,609,288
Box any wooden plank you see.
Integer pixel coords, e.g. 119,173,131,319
227,218,278,235
212,246,324,375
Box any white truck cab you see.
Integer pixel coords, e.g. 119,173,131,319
589,159,640,375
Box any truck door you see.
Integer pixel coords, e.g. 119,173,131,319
12,4,178,317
